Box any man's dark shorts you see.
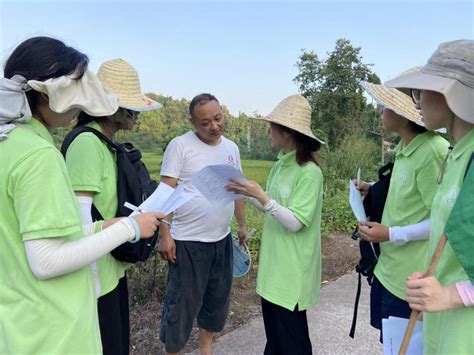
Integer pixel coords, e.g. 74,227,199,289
160,234,233,353
370,276,412,343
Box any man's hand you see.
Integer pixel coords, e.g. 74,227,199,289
237,225,248,246
158,224,176,263
357,221,389,242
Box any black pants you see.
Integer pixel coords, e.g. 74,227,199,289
98,276,130,355
261,297,312,355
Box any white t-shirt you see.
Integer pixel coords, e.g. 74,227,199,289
161,131,242,242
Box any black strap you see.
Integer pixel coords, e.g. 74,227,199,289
349,272,362,338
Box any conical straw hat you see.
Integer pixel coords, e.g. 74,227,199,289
362,67,423,126
97,58,161,112
259,94,325,144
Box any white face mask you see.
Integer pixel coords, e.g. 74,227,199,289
28,70,118,117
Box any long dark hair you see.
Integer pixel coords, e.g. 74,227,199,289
275,123,321,166
4,36,89,113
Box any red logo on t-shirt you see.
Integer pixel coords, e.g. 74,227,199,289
228,155,234,164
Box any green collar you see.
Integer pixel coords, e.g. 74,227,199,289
277,150,297,166
451,128,474,161
395,131,434,158
23,118,54,144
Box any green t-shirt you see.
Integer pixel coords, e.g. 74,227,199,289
256,150,323,311
375,132,449,299
0,118,101,354
65,121,129,296
423,128,474,355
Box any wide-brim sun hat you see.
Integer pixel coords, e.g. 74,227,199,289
385,39,474,124
28,70,118,117
362,67,424,126
97,58,161,112
259,94,325,144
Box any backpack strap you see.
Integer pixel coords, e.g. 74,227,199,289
60,125,121,157
61,126,120,222
349,272,362,338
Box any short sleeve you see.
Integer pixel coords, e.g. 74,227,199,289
8,147,82,241
160,138,184,178
66,134,105,193
288,168,323,226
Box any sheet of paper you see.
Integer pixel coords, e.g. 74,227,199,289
191,164,246,206
382,316,423,355
160,183,197,215
128,182,196,217
349,179,367,221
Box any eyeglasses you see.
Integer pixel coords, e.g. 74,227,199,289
411,89,421,105
377,103,385,115
122,108,139,118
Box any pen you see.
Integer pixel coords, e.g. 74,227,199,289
124,202,171,226
357,168,361,184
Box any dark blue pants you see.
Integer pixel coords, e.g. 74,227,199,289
370,276,412,343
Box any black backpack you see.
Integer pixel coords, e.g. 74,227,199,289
349,161,394,338
61,126,159,263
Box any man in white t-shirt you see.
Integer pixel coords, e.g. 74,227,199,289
158,93,247,355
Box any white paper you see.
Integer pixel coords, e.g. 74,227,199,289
191,164,246,206
128,182,196,217
382,316,423,355
349,179,367,221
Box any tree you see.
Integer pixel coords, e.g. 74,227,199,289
294,38,380,148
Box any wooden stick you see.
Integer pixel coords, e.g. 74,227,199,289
398,234,447,355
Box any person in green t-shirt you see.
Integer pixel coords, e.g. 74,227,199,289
0,36,163,355
386,39,474,355
64,58,161,355
226,94,324,354
355,69,449,342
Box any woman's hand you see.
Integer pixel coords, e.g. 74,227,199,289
405,272,464,312
225,178,269,205
354,179,370,197
357,221,389,242
132,212,165,238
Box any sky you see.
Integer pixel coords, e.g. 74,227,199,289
1,0,473,115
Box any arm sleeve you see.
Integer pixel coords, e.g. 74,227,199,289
25,218,135,280
262,199,303,232
389,219,431,245
455,281,474,307
160,138,184,178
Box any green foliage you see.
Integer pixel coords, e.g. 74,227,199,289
294,38,381,148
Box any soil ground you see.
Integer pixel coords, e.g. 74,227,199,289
129,233,359,354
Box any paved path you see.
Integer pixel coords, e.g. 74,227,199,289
187,271,382,354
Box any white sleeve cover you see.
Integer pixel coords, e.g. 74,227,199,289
262,199,304,232
25,218,135,280
76,195,97,236
389,219,431,245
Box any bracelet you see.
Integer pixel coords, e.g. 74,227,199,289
127,217,141,243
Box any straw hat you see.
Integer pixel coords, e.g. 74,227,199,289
260,94,325,144
362,67,424,126
97,58,161,112
385,40,474,123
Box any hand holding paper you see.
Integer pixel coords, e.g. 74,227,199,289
349,179,367,222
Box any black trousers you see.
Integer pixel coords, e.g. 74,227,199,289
261,297,312,355
98,276,130,355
